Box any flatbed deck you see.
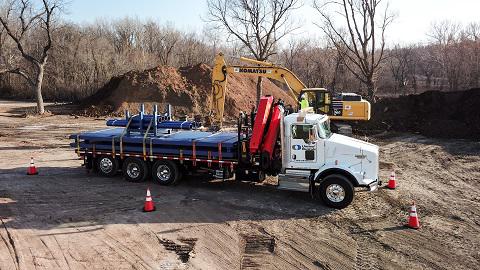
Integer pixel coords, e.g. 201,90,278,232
70,127,240,162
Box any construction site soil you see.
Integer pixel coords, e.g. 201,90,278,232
1,100,479,269
357,88,480,140
81,63,295,118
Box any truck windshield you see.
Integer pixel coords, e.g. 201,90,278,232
318,120,332,139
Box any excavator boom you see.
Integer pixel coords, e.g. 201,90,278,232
210,52,371,128
210,53,305,127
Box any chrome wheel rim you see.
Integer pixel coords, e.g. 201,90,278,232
326,184,345,203
126,163,140,179
156,165,171,182
100,158,113,173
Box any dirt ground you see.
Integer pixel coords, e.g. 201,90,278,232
0,100,479,270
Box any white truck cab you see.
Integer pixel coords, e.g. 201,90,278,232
278,112,379,208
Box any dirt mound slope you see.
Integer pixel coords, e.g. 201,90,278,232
81,63,294,117
357,88,480,139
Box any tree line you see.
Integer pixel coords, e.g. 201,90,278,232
1,6,220,103
281,20,480,96
1,0,479,114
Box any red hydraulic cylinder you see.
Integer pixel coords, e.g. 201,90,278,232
261,104,283,159
249,95,274,154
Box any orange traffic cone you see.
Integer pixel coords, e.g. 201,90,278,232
386,171,396,189
406,202,420,229
27,157,38,175
143,188,156,212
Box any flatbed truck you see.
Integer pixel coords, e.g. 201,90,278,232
70,96,380,209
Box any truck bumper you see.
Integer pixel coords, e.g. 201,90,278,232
366,179,379,192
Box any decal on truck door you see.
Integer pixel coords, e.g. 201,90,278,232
291,124,317,162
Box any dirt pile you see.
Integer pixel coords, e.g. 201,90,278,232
81,63,294,117
357,88,480,139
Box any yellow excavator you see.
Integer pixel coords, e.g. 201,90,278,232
210,52,371,129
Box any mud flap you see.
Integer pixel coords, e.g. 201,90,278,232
309,176,315,199
84,155,93,170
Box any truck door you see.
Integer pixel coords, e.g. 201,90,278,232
289,124,318,166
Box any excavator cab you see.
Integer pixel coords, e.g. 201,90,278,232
298,88,370,121
298,88,331,115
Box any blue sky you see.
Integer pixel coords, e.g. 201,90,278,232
67,0,208,31
67,0,480,45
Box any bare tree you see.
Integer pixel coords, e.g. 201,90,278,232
282,38,309,71
110,17,141,54
428,21,465,91
388,45,415,94
465,22,480,88
207,0,301,104
280,39,340,89
0,0,63,114
314,0,393,101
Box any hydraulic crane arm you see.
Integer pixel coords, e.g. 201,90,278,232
210,53,307,127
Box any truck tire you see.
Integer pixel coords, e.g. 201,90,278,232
256,170,266,182
319,174,354,209
95,155,119,177
122,157,148,182
235,170,265,182
152,160,181,185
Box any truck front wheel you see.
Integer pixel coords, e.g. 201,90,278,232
152,160,181,185
96,156,119,177
319,174,354,209
122,157,148,182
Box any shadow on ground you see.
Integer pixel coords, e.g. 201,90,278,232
0,166,334,231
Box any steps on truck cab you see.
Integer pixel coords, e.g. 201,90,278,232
277,170,311,192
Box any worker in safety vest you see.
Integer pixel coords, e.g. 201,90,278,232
300,94,309,110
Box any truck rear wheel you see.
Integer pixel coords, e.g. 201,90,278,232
235,170,265,182
95,156,119,177
122,157,148,182
319,174,354,209
152,160,181,185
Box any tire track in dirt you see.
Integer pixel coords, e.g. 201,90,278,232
51,236,72,270
0,218,20,270
37,238,63,269
156,237,197,263
241,218,356,270
0,219,18,270
101,229,160,270
284,222,339,268
240,233,275,269
341,204,383,270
